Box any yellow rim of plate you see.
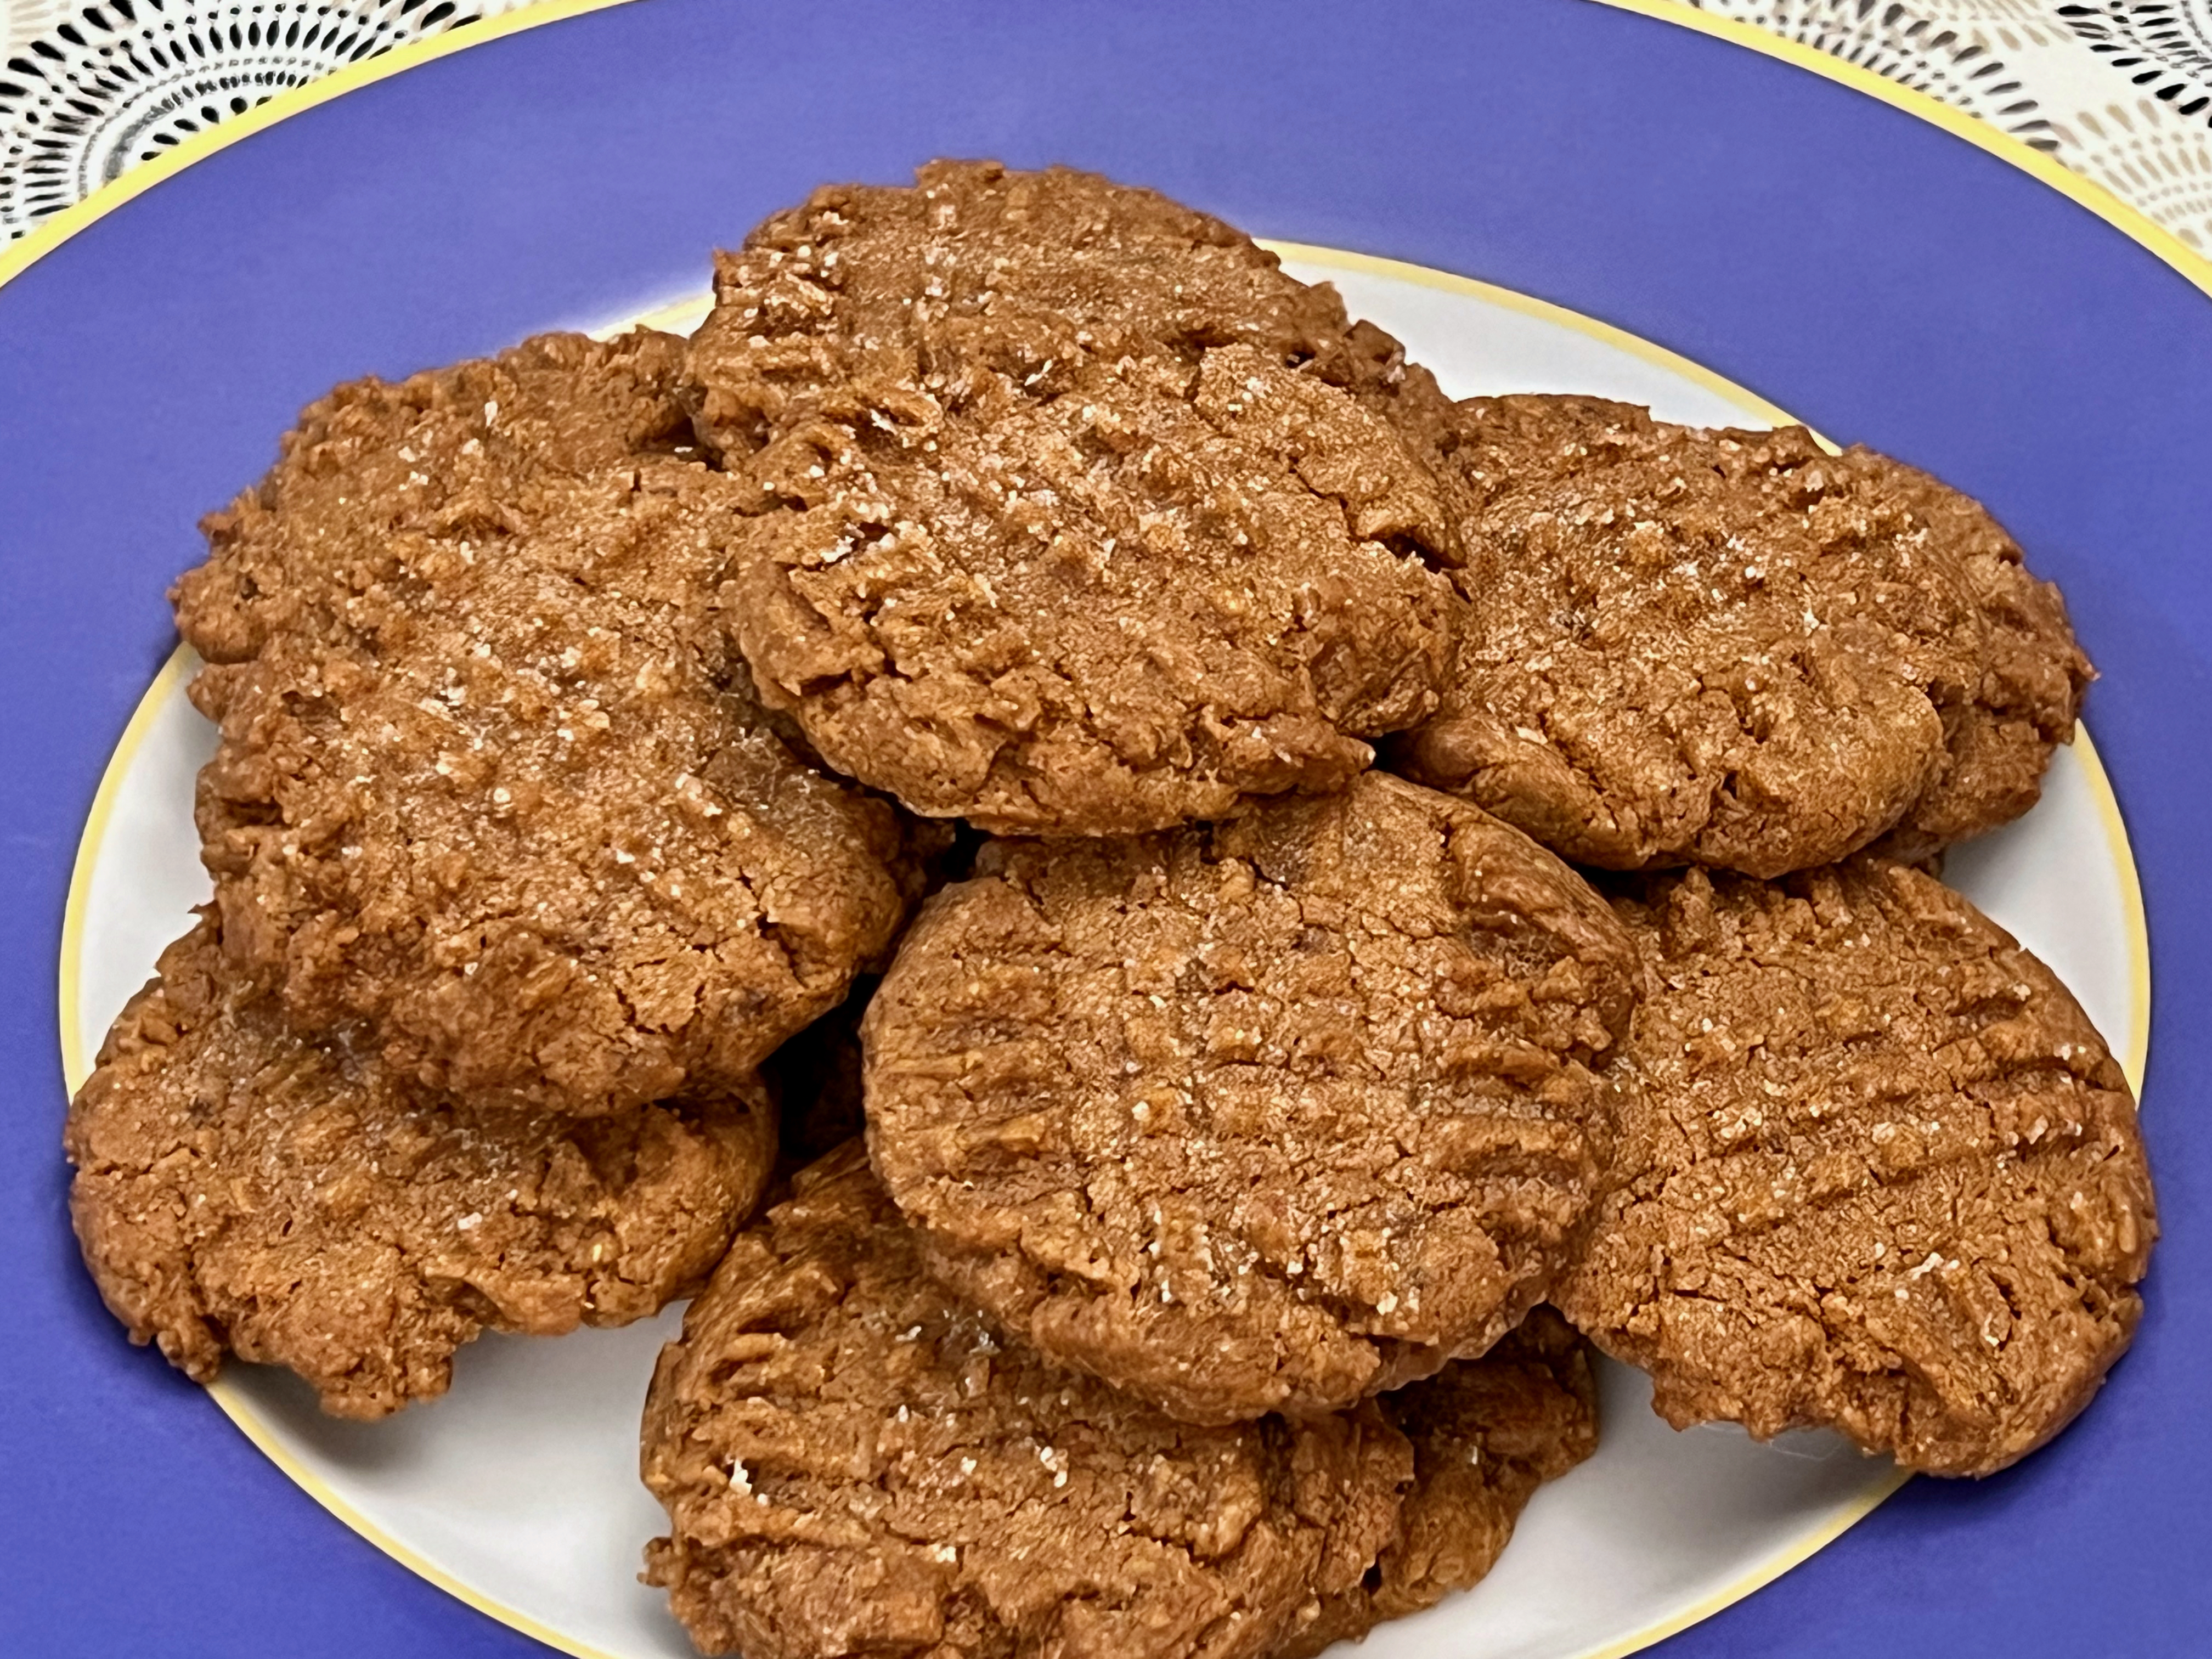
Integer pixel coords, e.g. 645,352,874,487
27,0,2164,1654
2,0,2207,302
1598,0,2212,303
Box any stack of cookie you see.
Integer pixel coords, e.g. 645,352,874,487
66,161,2157,1657
65,328,930,1418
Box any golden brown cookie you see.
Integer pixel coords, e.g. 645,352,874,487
864,771,1640,1425
173,329,915,1117
686,160,1462,834
1556,859,2155,1475
1391,397,2089,876
66,915,774,1419
1283,1308,1600,1657
640,1144,1408,1659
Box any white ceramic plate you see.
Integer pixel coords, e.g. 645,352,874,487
59,250,2149,1659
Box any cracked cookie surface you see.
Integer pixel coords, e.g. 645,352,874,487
640,1144,1408,1659
686,160,1460,834
1556,859,2154,1475
865,771,1640,1425
1391,397,2089,876
66,915,774,1420
173,329,913,1116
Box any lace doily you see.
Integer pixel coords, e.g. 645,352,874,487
0,1,529,232
1694,0,2212,250
6,1,2212,251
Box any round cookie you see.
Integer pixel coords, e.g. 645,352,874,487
1391,396,2090,877
174,329,915,1117
639,1143,1410,1659
864,770,1641,1425
685,159,1462,834
66,915,775,1420
1556,859,2155,1475
1283,1308,1600,1657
